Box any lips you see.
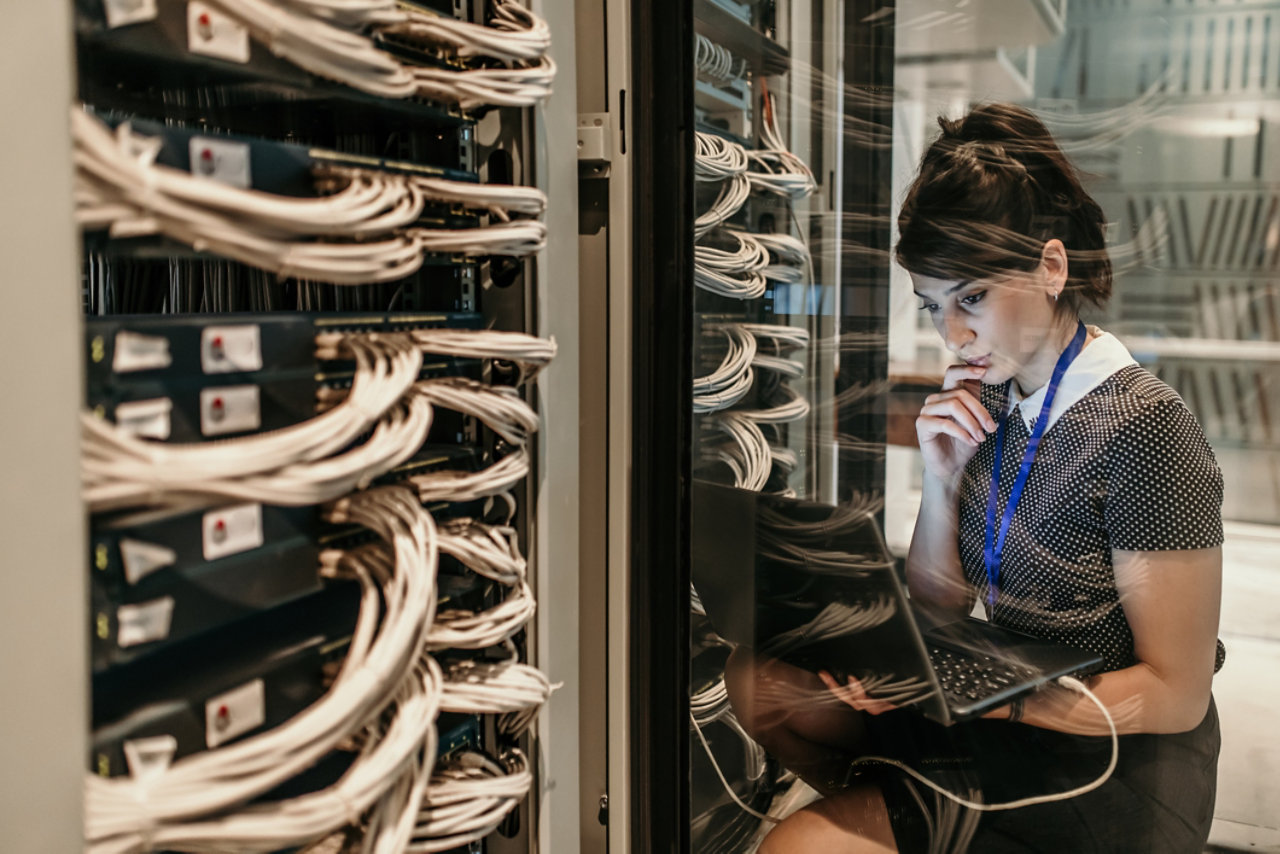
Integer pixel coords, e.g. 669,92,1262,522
964,355,990,367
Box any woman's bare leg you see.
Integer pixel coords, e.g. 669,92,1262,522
758,786,899,853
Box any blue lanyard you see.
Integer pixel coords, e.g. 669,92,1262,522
984,321,1088,609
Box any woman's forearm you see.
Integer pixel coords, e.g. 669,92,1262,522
905,472,972,619
995,664,1212,736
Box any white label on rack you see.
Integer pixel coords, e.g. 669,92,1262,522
112,331,172,373
119,538,178,585
202,503,263,561
199,385,260,436
103,0,158,29
186,1,250,64
122,735,176,780
205,679,265,748
200,324,263,373
116,597,175,648
114,398,173,440
188,138,253,190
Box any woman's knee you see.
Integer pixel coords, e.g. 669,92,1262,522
758,786,899,854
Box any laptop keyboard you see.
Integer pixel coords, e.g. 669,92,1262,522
927,644,1037,704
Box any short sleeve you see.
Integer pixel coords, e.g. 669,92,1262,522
1104,396,1224,551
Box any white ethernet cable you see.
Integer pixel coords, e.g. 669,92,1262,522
409,327,557,381
190,0,555,107
408,750,532,853
84,487,441,853
852,675,1119,812
755,231,814,285
751,353,804,379
74,112,547,285
409,447,532,504
439,658,558,737
276,0,405,28
709,413,772,492
694,172,750,237
438,519,526,586
199,0,421,98
81,334,424,510
737,322,810,351
410,57,556,112
695,231,768,299
747,92,817,200
695,132,749,182
376,0,552,63
694,326,756,414
736,385,811,424
427,578,536,650
694,33,748,84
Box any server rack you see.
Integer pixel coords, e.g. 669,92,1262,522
0,1,581,851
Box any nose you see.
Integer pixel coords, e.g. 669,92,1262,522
942,311,974,355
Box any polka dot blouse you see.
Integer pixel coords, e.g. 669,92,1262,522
956,365,1225,672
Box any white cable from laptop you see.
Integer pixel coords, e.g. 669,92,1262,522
691,674,1117,827
851,675,1118,812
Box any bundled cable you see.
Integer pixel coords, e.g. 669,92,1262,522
84,487,441,853
709,414,772,492
438,520,525,586
408,750,531,852
746,91,816,200
74,111,547,285
439,657,558,736
695,132,749,182
410,57,556,112
374,0,551,63
694,172,750,237
755,232,813,284
695,231,768,299
736,322,810,351
183,0,555,107
695,33,748,84
427,578,535,650
409,327,557,381
694,326,757,413
82,334,427,510
409,448,531,503
736,385,811,424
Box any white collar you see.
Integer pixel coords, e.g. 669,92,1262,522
1006,326,1137,432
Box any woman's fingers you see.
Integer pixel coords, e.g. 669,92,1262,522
819,671,897,715
917,414,982,448
940,364,987,391
920,397,991,443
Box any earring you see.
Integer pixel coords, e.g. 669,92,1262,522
1053,292,1059,302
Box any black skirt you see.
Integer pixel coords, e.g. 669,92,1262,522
853,698,1220,854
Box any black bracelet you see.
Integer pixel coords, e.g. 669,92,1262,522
1007,696,1025,724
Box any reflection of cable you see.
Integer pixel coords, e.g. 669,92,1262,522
760,598,897,657
853,675,1118,811
691,713,782,826
736,385,810,424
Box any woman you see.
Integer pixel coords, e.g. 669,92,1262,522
727,103,1224,852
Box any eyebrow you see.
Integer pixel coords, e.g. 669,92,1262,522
913,281,973,300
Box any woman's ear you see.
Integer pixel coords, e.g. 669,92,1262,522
1040,238,1069,296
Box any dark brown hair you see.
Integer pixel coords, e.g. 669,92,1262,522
895,103,1112,312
